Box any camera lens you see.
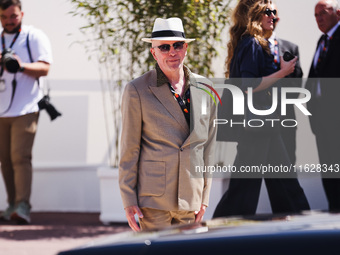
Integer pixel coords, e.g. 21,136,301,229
2,48,20,73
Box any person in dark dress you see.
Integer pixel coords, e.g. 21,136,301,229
213,0,310,218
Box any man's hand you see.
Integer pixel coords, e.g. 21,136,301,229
194,204,207,222
125,205,144,232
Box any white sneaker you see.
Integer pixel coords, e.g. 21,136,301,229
11,201,31,224
0,204,15,221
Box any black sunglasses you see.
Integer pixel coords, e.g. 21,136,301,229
264,8,277,16
152,41,185,53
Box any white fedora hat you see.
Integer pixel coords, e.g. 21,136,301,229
142,17,195,43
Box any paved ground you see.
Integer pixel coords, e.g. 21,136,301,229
0,212,130,255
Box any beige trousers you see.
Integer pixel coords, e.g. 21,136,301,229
0,112,39,206
139,207,196,231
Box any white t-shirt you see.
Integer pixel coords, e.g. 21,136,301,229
0,25,53,117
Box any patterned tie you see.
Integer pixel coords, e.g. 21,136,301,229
269,39,280,70
315,34,329,74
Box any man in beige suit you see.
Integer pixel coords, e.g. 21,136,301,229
119,17,217,231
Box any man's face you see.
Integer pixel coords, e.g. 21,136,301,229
0,5,23,33
150,40,188,74
315,1,339,33
272,3,280,31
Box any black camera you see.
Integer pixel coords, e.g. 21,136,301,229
1,48,20,73
283,51,295,62
38,95,62,121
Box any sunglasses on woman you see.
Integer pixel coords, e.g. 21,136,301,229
264,8,277,16
152,41,185,53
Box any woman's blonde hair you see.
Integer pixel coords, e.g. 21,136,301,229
225,0,273,77
247,0,273,52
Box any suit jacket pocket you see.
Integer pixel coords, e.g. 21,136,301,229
138,161,166,197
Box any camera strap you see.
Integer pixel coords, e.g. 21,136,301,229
26,32,40,87
0,29,21,116
0,77,16,116
1,29,21,49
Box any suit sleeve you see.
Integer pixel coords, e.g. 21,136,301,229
289,45,303,97
202,89,217,206
119,82,142,208
283,44,303,98
293,46,303,79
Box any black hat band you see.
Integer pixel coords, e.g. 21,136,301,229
152,30,185,39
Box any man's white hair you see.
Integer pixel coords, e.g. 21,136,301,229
327,0,339,11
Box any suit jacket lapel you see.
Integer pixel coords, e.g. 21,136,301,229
189,85,200,132
149,83,189,134
182,75,202,147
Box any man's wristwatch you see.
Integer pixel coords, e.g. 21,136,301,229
19,66,25,72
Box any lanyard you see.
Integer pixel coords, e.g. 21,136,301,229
1,28,21,50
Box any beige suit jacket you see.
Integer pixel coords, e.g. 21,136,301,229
119,67,216,212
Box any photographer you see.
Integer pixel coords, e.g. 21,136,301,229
0,0,52,224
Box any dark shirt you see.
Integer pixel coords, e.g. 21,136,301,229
230,35,276,91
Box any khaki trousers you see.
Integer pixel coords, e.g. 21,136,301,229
139,207,196,231
0,112,39,205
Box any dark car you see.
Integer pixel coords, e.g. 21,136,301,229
58,212,340,255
